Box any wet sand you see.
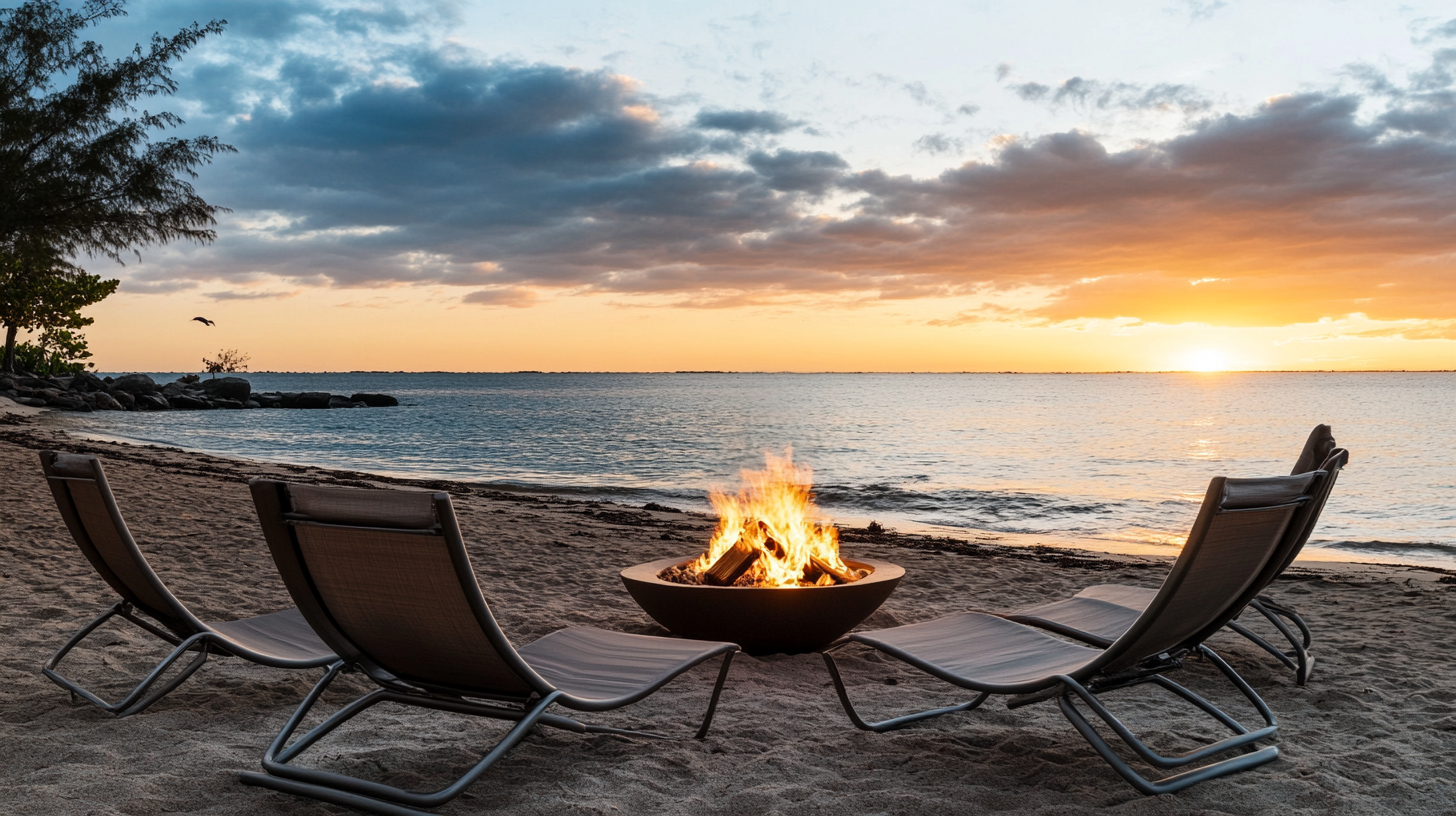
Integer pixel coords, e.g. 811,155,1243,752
1,418,1453,815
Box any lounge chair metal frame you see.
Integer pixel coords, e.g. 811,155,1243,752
821,471,1323,794
241,479,739,816
37,451,337,717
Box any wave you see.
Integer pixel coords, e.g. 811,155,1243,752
1307,538,1456,563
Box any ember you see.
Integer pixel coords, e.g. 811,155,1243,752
658,450,866,588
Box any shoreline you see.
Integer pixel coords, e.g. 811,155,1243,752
1,420,1454,813
15,407,1454,575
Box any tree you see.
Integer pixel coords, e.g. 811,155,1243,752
0,0,231,371
0,247,117,372
13,327,95,375
201,348,248,376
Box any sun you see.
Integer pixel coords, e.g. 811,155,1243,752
1181,348,1230,372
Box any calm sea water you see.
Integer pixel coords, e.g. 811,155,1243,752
50,372,1456,569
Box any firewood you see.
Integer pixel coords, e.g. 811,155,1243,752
703,537,760,586
809,553,860,584
756,520,787,559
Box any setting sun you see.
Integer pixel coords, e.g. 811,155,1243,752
1181,349,1231,372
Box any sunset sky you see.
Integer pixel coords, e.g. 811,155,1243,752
70,0,1456,372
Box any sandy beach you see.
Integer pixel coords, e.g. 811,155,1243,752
1,416,1454,815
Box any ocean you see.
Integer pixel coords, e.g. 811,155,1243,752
50,372,1456,569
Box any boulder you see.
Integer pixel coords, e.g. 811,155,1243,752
200,376,252,402
136,394,170,411
245,399,261,409
88,392,124,410
110,390,136,410
255,392,283,408
15,396,47,408
212,398,245,409
350,393,398,407
169,394,211,410
327,395,357,409
17,377,52,388
69,371,106,393
111,373,160,395
50,393,90,411
294,392,332,409
47,375,73,390
160,381,187,397
277,392,301,408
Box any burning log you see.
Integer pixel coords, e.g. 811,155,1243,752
809,553,863,584
702,536,761,586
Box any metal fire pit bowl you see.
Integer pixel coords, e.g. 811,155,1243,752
620,557,904,655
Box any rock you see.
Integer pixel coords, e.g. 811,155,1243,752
245,399,261,409
327,395,357,409
111,373,160,395
169,394,211,410
135,394,170,411
0,375,16,391
160,381,187,397
255,392,283,408
110,390,136,410
50,393,90,411
200,376,252,402
17,377,52,388
295,392,332,409
277,392,300,408
350,393,398,407
178,373,200,384
88,392,124,410
69,371,106,393
212,398,245,409
15,396,47,408
47,375,73,390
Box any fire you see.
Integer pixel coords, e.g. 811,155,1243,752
687,449,857,588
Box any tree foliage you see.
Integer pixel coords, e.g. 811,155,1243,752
0,248,117,372
202,348,249,376
0,0,230,371
13,328,94,375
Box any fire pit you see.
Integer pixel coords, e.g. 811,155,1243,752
620,451,903,655
622,556,903,655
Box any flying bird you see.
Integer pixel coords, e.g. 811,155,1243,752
192,316,215,326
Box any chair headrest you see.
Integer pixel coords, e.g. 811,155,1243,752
283,482,440,530
45,452,100,479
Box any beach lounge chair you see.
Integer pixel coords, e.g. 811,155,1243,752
1004,427,1347,685
37,451,337,717
240,480,739,816
821,471,1325,794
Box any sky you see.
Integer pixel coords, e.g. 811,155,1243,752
62,0,1456,372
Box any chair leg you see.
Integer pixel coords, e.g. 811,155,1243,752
42,603,213,716
1054,648,1281,794
1228,598,1314,685
244,668,567,813
820,648,988,733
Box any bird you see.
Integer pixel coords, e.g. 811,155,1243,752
192,316,215,326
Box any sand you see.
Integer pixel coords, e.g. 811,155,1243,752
1,417,1454,815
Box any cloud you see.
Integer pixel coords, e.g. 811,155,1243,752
121,5,1456,332
693,108,799,133
462,287,540,307
912,133,964,156
205,289,299,300
1011,76,1213,114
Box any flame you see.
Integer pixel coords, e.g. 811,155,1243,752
690,449,850,588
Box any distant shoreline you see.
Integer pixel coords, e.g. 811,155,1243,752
94,369,1456,375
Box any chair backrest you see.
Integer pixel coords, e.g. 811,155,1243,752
1095,471,1321,674
1264,446,1348,581
1290,424,1337,476
38,451,200,635
249,479,550,698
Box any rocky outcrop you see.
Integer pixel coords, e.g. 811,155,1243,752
0,372,399,413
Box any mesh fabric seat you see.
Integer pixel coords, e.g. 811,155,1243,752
240,480,739,816
37,451,337,717
1005,425,1347,684
821,471,1324,795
